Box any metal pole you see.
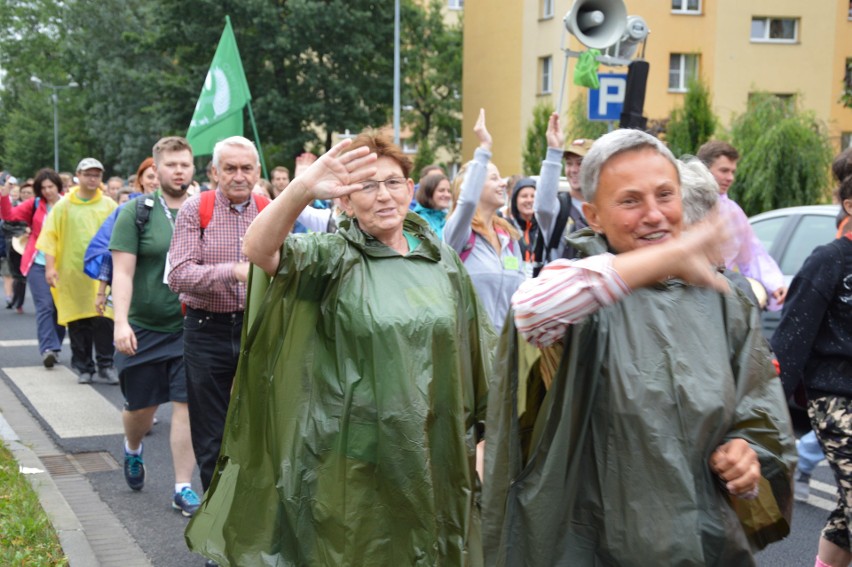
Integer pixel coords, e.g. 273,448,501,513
52,90,59,171
393,0,401,146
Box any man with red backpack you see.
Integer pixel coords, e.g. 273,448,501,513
167,136,269,496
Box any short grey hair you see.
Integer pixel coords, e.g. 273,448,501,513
212,136,259,168
579,129,678,202
678,158,720,226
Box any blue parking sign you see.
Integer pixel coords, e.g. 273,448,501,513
588,73,627,122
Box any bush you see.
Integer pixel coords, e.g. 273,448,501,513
666,78,717,158
566,92,608,143
521,101,554,176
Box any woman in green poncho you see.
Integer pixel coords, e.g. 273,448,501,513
483,128,796,566
186,132,494,566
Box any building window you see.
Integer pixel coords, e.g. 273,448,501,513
539,56,553,94
671,0,701,14
845,58,852,92
402,139,418,154
668,53,698,92
842,133,852,151
541,0,554,19
447,0,463,10
750,17,798,43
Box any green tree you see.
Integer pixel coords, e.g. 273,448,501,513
566,91,608,142
401,0,463,166
0,0,92,175
521,101,553,176
0,0,403,176
665,78,717,157
412,138,437,180
729,92,834,215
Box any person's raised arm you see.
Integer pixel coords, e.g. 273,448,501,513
535,112,565,244
243,139,377,276
514,217,730,347
444,108,493,252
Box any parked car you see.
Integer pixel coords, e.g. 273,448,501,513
749,204,841,339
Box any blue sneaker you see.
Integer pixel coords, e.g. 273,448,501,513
123,446,145,491
172,487,200,517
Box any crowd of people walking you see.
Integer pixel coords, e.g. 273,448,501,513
5,109,852,566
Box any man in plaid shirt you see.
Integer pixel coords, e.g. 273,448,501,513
167,136,263,494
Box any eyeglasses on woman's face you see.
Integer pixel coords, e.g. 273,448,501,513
360,177,407,194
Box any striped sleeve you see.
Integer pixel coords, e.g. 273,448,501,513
512,253,630,347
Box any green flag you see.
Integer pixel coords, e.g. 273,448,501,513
186,16,252,156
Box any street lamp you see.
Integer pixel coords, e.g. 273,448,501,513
30,75,79,171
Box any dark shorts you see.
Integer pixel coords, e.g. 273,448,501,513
808,395,852,551
115,325,186,411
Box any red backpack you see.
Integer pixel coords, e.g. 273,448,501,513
197,190,270,236
180,191,271,315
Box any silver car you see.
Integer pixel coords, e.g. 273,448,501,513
749,204,841,339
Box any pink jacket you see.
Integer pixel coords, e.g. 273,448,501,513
0,195,50,277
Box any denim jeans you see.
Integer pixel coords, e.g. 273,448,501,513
27,263,65,354
183,308,243,491
798,429,825,475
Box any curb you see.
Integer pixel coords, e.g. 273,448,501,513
0,411,99,566
0,374,151,566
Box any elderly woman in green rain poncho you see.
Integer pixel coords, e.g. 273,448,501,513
482,128,797,566
185,132,495,566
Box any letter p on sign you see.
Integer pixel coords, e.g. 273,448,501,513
588,73,627,122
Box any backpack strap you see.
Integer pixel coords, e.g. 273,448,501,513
134,195,155,234
532,192,572,277
199,191,269,238
198,190,217,237
252,193,270,212
459,231,477,263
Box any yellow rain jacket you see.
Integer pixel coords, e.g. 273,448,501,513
36,186,116,324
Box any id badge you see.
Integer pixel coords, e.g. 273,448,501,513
163,252,172,285
503,255,519,272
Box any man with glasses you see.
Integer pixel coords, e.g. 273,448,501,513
37,157,118,384
167,136,268,507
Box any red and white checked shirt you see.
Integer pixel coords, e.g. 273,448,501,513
512,253,630,348
167,190,261,313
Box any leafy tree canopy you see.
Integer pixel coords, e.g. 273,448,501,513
0,0,458,180
729,92,833,215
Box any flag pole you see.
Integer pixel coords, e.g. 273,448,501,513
246,103,268,180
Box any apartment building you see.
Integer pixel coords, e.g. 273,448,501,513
462,0,852,175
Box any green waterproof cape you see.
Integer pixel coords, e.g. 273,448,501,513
186,212,495,566
482,230,796,567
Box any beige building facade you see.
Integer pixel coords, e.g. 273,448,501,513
462,0,852,176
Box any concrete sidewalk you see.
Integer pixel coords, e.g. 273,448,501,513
0,375,152,567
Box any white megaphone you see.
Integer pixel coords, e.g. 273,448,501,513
563,0,628,50
611,15,650,59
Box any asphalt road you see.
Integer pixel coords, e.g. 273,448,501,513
0,294,205,566
0,291,841,566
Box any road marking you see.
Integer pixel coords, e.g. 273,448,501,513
2,366,123,438
804,479,838,511
0,339,71,348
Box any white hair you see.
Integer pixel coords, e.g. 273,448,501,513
212,136,259,168
678,158,720,226
579,129,678,202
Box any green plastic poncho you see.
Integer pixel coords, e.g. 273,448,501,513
186,212,495,566
482,231,796,567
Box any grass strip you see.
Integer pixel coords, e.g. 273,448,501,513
0,439,68,566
